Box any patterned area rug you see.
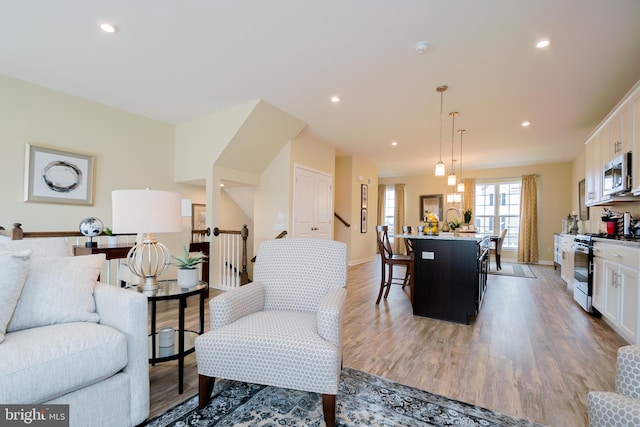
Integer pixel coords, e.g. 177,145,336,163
488,262,536,278
145,367,545,427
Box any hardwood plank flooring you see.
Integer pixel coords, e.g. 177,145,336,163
148,261,627,426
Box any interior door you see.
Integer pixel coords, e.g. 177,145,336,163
293,165,332,239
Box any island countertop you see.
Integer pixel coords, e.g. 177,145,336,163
397,232,490,243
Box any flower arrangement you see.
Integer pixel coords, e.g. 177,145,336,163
424,210,439,235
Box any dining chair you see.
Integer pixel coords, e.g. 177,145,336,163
376,225,413,304
402,225,414,256
490,228,508,270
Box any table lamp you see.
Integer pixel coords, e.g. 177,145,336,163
112,189,182,291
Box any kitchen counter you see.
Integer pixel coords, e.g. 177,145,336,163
397,232,490,242
405,234,490,324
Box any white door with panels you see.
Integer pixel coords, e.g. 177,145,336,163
293,165,332,239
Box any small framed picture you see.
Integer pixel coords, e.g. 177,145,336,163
361,208,368,233
192,203,207,230
24,143,94,205
361,184,368,209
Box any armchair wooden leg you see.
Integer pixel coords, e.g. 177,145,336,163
198,374,216,409
322,394,336,427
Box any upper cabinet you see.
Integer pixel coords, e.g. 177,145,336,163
631,93,640,195
585,79,640,206
585,130,603,205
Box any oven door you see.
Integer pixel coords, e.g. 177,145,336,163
572,244,592,312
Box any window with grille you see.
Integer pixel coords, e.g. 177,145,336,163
474,181,520,249
384,186,395,235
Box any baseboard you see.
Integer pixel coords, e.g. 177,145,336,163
348,256,377,266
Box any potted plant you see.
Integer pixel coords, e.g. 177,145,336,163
103,227,119,247
172,246,207,288
463,209,472,225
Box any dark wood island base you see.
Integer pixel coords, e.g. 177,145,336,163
407,234,489,324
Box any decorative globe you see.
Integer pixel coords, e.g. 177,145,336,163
79,217,104,237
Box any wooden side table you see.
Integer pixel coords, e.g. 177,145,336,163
137,280,207,394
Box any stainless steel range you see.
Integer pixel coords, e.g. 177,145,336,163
572,234,593,313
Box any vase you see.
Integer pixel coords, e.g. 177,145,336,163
107,236,119,247
177,268,199,289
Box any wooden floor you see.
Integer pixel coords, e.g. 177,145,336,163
148,260,627,426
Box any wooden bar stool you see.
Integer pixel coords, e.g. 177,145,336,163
376,225,413,304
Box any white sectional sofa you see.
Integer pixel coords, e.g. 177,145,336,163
0,237,149,427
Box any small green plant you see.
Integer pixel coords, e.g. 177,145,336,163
449,219,461,230
171,246,206,269
463,209,472,224
103,227,114,236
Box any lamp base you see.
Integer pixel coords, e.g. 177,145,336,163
85,241,98,248
126,235,170,293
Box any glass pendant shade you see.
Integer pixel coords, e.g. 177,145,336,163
448,174,456,186
457,182,465,192
453,193,461,203
435,162,445,176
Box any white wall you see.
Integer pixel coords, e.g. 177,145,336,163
0,75,204,255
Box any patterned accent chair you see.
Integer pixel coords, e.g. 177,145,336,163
195,238,347,427
588,345,640,426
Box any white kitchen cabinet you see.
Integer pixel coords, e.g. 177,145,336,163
553,233,562,269
631,93,640,194
592,254,605,312
593,241,640,344
585,131,603,206
560,235,575,286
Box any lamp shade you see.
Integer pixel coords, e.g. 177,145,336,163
112,189,182,234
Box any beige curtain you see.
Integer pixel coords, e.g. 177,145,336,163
518,174,538,263
377,184,386,227
394,184,405,254
462,178,476,221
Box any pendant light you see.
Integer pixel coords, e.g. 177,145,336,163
447,112,458,186
457,129,466,193
435,85,448,176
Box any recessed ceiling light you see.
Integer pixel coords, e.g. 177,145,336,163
391,141,398,146
535,39,550,48
521,121,531,127
330,96,340,103
219,183,225,187
100,23,118,34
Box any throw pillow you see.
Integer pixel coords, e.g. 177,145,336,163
0,237,72,257
0,250,32,343
7,254,106,332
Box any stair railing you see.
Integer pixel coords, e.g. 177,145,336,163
212,225,249,288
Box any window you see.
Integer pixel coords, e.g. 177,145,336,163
475,181,520,249
383,186,395,234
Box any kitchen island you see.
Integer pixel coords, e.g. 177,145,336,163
403,232,490,324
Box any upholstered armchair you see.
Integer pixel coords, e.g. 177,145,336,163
588,344,640,426
195,238,347,427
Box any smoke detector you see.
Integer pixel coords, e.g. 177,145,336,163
415,41,430,54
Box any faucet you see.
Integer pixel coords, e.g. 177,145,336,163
446,207,461,223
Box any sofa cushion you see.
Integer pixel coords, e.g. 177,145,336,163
0,237,72,257
0,250,32,343
0,322,128,403
7,254,105,332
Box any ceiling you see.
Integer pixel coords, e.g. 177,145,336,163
2,1,640,177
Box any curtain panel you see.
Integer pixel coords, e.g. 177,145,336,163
393,184,405,255
518,174,538,263
462,178,476,221
377,184,386,227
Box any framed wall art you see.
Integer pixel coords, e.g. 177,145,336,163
419,194,443,222
578,179,589,220
361,184,368,209
24,143,94,205
360,208,367,233
192,203,207,230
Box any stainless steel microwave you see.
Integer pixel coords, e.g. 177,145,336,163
603,152,632,196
